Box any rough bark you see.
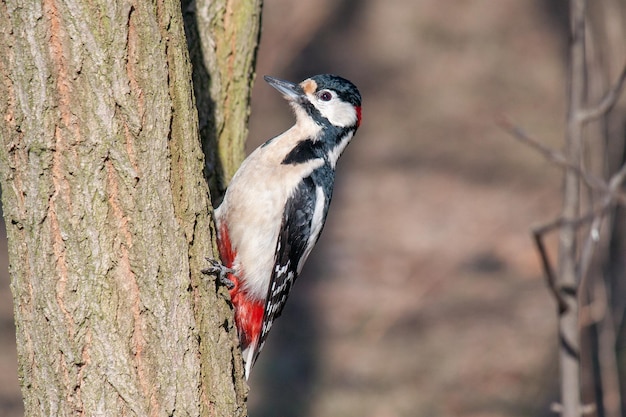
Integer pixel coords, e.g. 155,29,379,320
0,0,259,415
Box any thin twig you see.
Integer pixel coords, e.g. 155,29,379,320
607,160,626,192
578,63,626,122
498,115,626,206
532,226,568,314
531,203,611,315
578,198,611,288
497,115,603,189
579,162,626,289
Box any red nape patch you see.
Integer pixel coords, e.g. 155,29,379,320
355,106,362,128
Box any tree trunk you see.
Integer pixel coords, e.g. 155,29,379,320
0,0,260,415
183,0,262,199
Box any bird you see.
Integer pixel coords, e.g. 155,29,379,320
205,74,362,379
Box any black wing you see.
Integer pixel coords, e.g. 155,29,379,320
252,176,321,365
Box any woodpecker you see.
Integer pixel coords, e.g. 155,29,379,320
207,74,361,379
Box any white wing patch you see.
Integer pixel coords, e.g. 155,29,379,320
298,185,326,273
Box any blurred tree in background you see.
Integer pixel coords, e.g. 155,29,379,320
504,1,626,416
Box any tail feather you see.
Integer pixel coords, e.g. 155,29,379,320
242,342,257,380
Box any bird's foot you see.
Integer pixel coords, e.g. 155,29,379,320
202,258,236,289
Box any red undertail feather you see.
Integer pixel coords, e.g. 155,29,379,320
217,223,236,269
230,291,264,349
217,223,264,350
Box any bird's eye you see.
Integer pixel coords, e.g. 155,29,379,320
318,91,333,101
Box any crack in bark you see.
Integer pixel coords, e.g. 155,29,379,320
43,0,71,129
50,126,74,339
74,327,92,416
43,0,81,355
126,4,145,120
106,158,161,417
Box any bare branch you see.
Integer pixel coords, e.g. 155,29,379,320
578,198,611,288
497,115,574,168
579,162,626,288
531,201,612,316
532,225,568,314
499,117,602,190
578,62,626,122
498,115,626,206
504,3,626,416
608,160,626,192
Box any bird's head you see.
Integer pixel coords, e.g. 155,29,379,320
264,74,362,130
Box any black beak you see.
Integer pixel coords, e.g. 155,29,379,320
264,76,303,101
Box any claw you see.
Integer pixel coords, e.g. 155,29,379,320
202,258,236,289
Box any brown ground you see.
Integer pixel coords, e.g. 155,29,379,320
1,1,576,416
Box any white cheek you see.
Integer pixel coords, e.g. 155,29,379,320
314,100,357,128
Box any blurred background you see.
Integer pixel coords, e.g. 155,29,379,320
2,1,625,417
246,1,566,416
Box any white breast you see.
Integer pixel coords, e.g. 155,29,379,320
214,124,323,300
